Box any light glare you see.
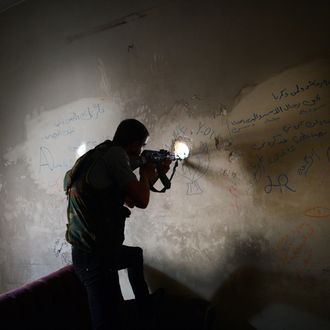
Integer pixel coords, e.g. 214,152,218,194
76,143,87,157
174,141,189,160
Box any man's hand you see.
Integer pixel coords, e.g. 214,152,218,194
139,162,158,183
159,159,172,174
124,197,135,208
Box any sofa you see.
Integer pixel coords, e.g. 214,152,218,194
0,265,214,330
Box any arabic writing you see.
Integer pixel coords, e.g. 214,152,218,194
213,168,238,180
253,126,328,151
230,94,322,134
44,127,75,140
264,174,296,194
173,121,219,141
297,149,320,176
298,104,325,115
268,145,296,165
252,144,330,184
292,130,327,144
253,134,288,150
272,79,330,100
283,118,330,133
196,122,216,140
55,103,105,127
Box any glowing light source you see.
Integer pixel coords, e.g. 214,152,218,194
76,143,87,157
174,140,190,160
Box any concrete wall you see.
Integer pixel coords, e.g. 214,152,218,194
0,0,329,329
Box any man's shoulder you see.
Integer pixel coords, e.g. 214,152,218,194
93,140,126,159
108,145,125,153
101,145,132,170
104,145,128,159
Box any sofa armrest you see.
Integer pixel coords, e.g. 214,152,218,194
0,265,91,330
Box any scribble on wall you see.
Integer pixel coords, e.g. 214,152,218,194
182,142,210,195
53,239,71,265
297,149,320,176
264,174,296,194
227,59,330,204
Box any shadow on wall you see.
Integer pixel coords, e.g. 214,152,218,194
144,265,256,330
145,265,199,298
211,265,330,329
145,237,330,330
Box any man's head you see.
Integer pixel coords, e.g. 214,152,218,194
113,119,149,156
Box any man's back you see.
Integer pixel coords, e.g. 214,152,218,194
64,141,136,252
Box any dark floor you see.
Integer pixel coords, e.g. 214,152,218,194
120,294,215,330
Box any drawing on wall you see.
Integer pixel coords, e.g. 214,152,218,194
4,98,122,195
180,141,210,195
1,97,123,285
1,54,329,307
227,60,330,207
304,207,330,218
53,238,72,265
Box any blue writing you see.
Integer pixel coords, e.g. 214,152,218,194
297,149,320,176
292,131,327,144
231,123,254,134
55,103,105,127
268,145,296,165
196,122,215,139
299,104,325,115
44,127,75,140
283,118,330,133
272,80,330,100
39,146,73,172
253,134,288,150
230,94,322,133
39,146,61,171
264,174,296,194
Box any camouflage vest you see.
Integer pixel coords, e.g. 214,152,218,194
64,140,130,252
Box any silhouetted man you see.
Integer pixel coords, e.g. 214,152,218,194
64,119,169,329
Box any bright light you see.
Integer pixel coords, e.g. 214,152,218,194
76,143,87,157
174,141,190,160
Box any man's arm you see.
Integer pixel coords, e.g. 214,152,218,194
125,162,157,209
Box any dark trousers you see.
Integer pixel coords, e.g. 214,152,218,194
72,245,150,330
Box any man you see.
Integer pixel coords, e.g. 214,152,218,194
64,119,170,329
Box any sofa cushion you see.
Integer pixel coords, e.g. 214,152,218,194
0,265,91,330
